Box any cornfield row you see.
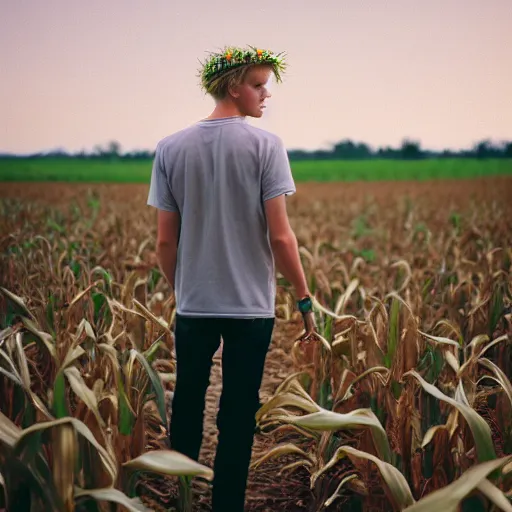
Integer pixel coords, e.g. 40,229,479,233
0,178,511,511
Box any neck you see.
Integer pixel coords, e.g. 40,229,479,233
206,99,244,120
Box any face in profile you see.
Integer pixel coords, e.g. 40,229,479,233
231,66,273,118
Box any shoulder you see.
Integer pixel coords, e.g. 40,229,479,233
237,124,286,160
240,123,283,147
155,124,199,154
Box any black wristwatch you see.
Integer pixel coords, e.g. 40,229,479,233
297,295,313,315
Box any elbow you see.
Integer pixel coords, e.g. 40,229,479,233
156,240,176,257
270,231,296,248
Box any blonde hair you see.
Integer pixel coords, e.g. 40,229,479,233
206,63,274,101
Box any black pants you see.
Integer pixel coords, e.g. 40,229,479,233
169,314,275,512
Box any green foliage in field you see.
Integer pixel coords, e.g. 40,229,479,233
0,158,511,183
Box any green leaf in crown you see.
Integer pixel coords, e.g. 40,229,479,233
199,45,287,94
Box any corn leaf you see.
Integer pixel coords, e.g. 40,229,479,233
52,423,77,511
335,445,415,510
478,334,509,359
20,317,56,358
478,358,512,407
432,320,463,343
0,454,62,511
0,351,52,420
0,348,20,375
334,278,360,315
300,331,332,352
0,410,21,448
444,350,460,373
324,474,359,508
341,366,389,401
291,407,391,463
118,375,135,435
13,417,117,485
422,425,448,449
143,338,168,363
0,326,15,342
123,450,214,481
133,298,172,336
402,455,512,512
0,287,36,321
130,349,166,426
467,334,490,355
256,392,320,423
277,460,314,476
97,343,120,379
454,379,471,407
458,334,510,377
419,331,461,349
404,370,496,462
251,443,315,470
14,333,31,389
311,294,358,321
385,291,415,317
106,298,146,322
68,283,100,309
61,345,86,369
90,266,113,294
64,366,105,428
273,372,310,396
385,297,400,367
53,371,69,418
477,478,512,512
74,487,148,511
0,366,22,388
258,421,321,441
76,318,96,341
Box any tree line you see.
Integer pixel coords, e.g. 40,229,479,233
287,138,512,161
2,138,511,161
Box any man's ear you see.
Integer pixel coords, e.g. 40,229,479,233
227,84,240,99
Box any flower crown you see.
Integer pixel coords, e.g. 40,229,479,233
199,45,287,94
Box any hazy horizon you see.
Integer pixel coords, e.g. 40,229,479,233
2,0,511,154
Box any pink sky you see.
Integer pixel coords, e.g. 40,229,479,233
1,0,511,154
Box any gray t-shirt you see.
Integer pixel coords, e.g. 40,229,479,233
147,116,296,318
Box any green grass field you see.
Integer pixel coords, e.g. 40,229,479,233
1,157,511,183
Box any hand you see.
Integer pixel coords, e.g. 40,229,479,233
300,311,317,341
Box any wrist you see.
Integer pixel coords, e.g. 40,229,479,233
295,287,310,300
297,294,313,315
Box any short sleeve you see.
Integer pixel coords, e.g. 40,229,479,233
146,143,179,212
261,137,296,202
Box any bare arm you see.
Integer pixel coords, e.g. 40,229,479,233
264,194,309,300
155,209,181,292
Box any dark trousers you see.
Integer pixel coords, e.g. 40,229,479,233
169,314,275,512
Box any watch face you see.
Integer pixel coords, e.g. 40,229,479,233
299,297,312,313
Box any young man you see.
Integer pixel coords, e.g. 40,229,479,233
147,45,316,511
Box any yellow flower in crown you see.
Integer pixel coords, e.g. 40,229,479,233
257,49,263,59
225,51,232,62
